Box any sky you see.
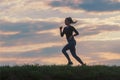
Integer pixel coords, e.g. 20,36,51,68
0,0,120,66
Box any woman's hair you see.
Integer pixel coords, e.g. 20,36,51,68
65,17,77,24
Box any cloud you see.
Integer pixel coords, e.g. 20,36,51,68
90,52,120,65
49,0,120,12
79,15,120,25
0,57,44,66
0,17,120,49
101,59,120,65
0,54,67,66
0,0,54,19
77,24,120,37
110,0,120,3
0,18,59,38
0,30,20,35
74,40,120,65
79,0,120,12
0,54,97,66
0,42,62,53
0,2,120,66
98,52,120,60
36,28,59,36
1,40,120,66
77,40,120,54
0,17,60,31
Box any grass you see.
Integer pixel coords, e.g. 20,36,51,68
0,65,120,80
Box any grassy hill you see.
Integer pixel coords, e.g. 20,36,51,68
0,65,120,80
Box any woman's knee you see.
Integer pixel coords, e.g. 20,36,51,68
62,48,66,54
72,54,78,58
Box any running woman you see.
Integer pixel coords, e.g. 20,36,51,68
59,17,85,65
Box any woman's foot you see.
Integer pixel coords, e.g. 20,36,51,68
67,61,73,66
82,63,86,66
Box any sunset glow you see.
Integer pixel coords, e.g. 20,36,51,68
0,0,120,66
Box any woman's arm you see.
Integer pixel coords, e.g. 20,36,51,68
73,27,79,36
59,26,64,37
69,26,79,39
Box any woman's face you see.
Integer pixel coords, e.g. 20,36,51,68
65,19,70,25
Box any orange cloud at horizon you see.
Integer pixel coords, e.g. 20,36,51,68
98,52,120,60
0,42,63,53
0,54,96,66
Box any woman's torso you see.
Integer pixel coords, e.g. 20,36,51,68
64,26,75,42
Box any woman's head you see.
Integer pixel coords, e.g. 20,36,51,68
65,17,77,25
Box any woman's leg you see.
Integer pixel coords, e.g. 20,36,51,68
70,44,84,65
62,44,72,64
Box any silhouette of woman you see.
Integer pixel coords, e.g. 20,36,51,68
59,17,85,65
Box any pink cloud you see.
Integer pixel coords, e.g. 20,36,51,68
0,30,20,35
0,42,62,53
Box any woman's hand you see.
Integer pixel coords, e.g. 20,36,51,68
60,26,64,37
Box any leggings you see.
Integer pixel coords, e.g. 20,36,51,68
62,40,84,64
